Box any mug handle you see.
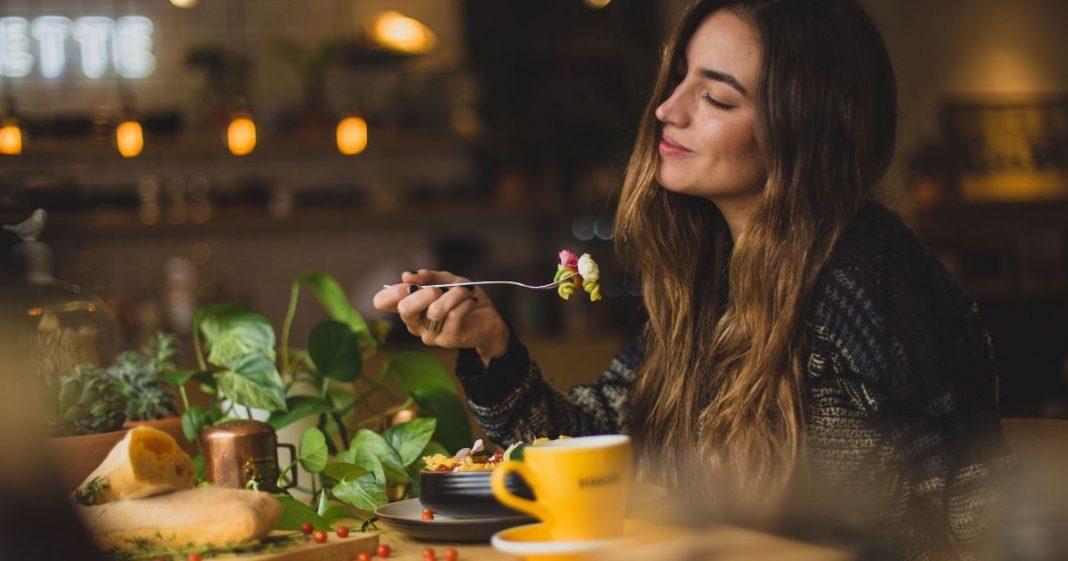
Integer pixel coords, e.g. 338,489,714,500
277,443,298,489
491,462,552,524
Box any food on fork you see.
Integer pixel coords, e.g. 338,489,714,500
578,253,602,302
555,250,601,302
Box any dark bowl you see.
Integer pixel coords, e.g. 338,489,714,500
419,470,535,519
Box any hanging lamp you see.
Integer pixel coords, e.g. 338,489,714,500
0,97,23,155
336,115,367,155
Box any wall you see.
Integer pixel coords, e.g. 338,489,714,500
2,0,464,116
659,0,1068,211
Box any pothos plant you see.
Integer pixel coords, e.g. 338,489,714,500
177,272,472,530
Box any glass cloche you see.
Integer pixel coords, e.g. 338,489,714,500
4,209,120,377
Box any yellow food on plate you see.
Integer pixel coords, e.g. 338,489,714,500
422,436,571,472
74,426,196,505
76,486,281,551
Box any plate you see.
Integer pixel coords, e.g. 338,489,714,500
492,521,650,561
375,483,667,543
375,498,535,542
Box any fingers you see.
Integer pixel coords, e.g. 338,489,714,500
397,286,440,335
425,285,477,323
373,283,415,313
423,297,479,347
375,269,463,313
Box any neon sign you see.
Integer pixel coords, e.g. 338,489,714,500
0,16,155,79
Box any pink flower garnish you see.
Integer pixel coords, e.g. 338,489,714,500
558,250,578,270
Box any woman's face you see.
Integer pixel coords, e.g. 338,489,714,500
655,10,766,203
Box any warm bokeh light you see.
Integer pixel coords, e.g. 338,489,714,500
115,120,144,158
0,119,23,155
336,116,368,155
226,115,256,156
584,0,613,8
169,0,198,8
370,11,436,54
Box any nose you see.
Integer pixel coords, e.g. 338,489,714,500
655,83,688,127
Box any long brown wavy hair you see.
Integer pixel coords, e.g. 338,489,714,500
617,0,897,514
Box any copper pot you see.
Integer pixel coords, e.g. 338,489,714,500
201,420,296,492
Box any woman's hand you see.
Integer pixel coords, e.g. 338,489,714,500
373,269,509,365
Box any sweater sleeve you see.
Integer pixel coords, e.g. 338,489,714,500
812,248,1014,559
453,328,644,447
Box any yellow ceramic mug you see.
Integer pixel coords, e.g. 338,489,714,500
491,435,632,541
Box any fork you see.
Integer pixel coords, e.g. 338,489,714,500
382,272,578,291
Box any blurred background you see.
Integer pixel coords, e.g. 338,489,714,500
0,0,1066,418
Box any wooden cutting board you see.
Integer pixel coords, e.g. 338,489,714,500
237,531,379,561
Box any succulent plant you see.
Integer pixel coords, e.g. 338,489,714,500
109,332,180,421
43,365,127,436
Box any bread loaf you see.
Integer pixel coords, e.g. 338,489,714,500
77,486,282,550
74,426,195,505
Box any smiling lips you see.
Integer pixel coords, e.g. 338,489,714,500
658,135,694,156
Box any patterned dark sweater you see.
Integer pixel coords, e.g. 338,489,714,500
454,203,1013,560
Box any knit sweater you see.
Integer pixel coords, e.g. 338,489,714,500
454,203,1013,560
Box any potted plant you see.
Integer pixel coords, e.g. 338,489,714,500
41,364,130,492
109,332,194,454
182,272,473,530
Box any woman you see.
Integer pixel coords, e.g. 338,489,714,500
374,0,1012,558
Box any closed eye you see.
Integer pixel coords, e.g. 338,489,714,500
702,93,735,110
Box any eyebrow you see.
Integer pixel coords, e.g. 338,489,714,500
697,67,748,96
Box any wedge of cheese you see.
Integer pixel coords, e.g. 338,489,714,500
74,425,196,505
77,486,282,550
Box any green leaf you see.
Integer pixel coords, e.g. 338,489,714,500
273,494,329,531
509,443,529,461
207,315,276,368
196,303,248,344
268,396,334,431
192,452,205,481
332,472,388,512
349,429,411,484
163,369,203,388
335,446,386,484
215,353,287,412
321,505,361,526
193,370,217,394
317,490,330,516
299,427,329,473
308,321,362,381
421,441,450,460
327,387,355,412
295,272,376,351
383,418,437,467
383,352,473,453
182,406,208,442
322,462,369,483
406,440,448,499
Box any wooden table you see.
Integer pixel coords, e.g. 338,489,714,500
379,526,852,561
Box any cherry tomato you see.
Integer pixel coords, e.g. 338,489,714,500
336,525,350,538
421,508,435,521
423,547,437,559
444,547,459,561
301,521,314,535
313,530,328,544
376,544,392,558
357,552,372,561
188,554,203,561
